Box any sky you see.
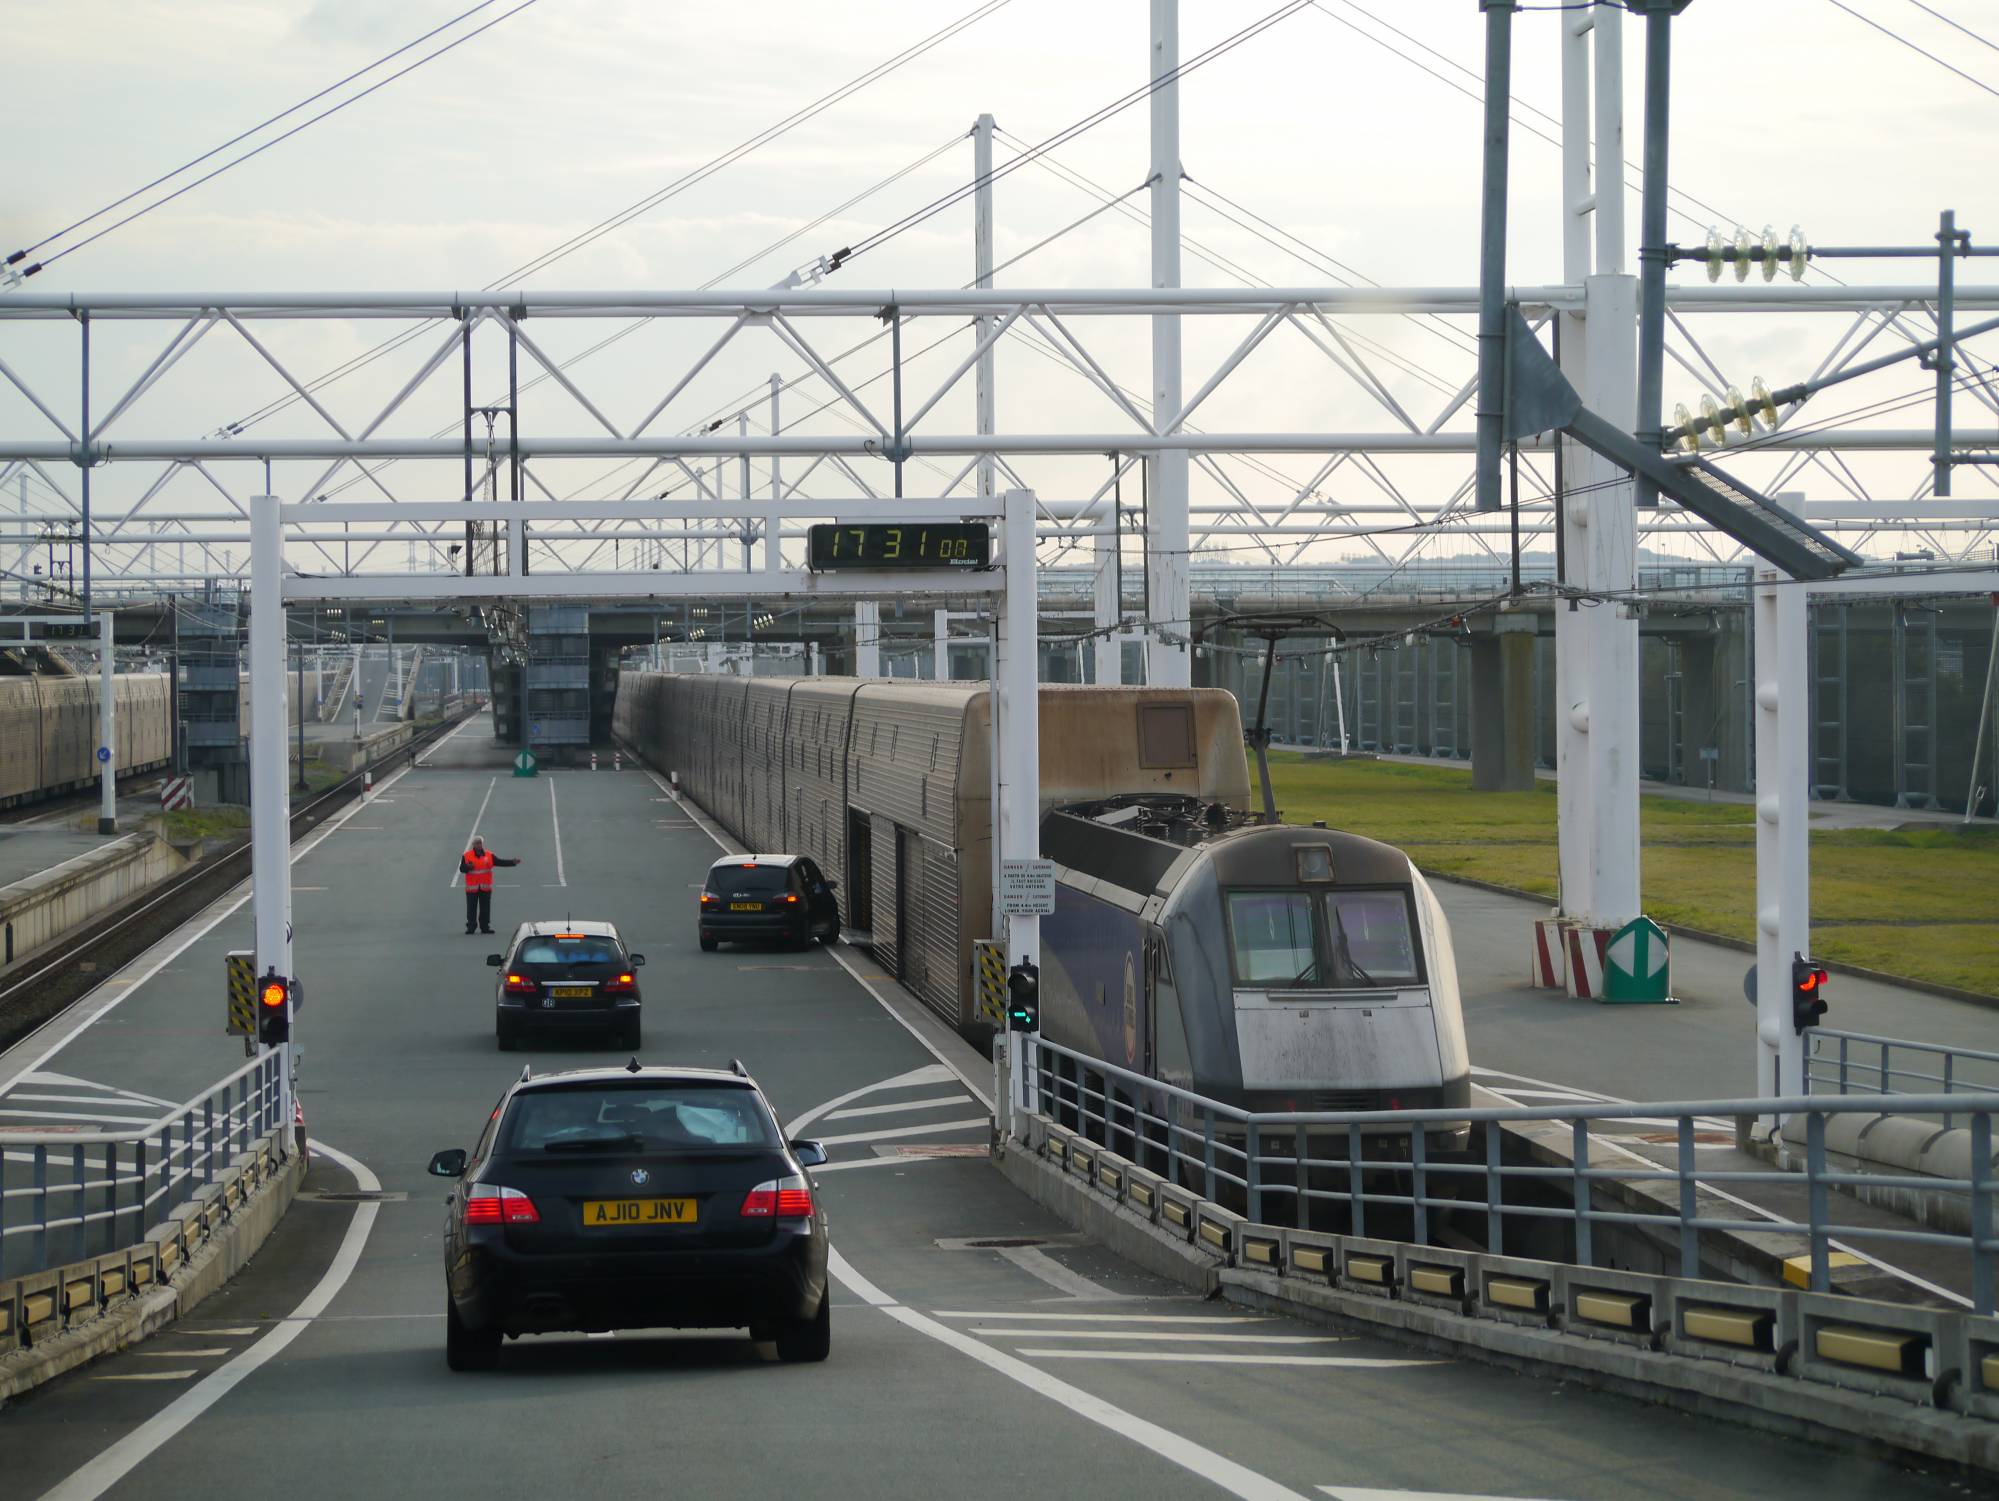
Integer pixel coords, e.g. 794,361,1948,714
2,0,1996,576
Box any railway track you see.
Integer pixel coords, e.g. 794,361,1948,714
0,710,475,1054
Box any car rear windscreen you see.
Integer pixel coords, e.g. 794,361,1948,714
709,865,790,896
504,1085,779,1154
517,935,622,965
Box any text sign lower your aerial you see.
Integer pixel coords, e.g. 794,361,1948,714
998,858,1056,916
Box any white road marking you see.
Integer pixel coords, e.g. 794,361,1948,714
783,1063,957,1136
825,1093,974,1121
138,1348,230,1357
448,776,498,888
549,776,566,888
994,1244,1127,1302
3,1093,173,1108
809,1155,962,1174
1021,1351,1440,1368
649,769,995,1113
937,1312,1266,1323
90,1370,196,1382
827,1247,1311,1501
413,712,480,767
180,1327,259,1336
815,1116,988,1147
0,1107,163,1124
1,761,418,1093
1319,1489,1571,1501
976,1329,1344,1344
36,1138,382,1501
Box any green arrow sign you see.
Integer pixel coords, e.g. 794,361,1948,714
512,750,538,778
1602,915,1675,1005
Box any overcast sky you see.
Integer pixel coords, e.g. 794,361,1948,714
3,0,1995,569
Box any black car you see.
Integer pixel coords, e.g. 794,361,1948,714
697,854,838,952
429,1061,831,1370
487,920,645,1051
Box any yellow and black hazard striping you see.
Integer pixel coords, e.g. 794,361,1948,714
973,941,1007,1025
225,950,256,1037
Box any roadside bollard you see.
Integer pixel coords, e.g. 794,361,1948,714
590,751,599,771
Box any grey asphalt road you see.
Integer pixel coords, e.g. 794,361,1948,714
0,717,1971,1500
1436,881,1998,1107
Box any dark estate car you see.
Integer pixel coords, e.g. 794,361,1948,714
487,920,645,1051
429,1061,831,1370
697,854,838,952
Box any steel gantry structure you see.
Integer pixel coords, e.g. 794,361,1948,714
2,0,1997,1078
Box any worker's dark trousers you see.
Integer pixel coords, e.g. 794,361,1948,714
464,890,492,933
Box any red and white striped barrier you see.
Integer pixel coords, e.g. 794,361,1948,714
590,751,599,771
1529,918,1566,989
159,775,193,812
1564,925,1614,1001
363,769,374,794
613,750,622,771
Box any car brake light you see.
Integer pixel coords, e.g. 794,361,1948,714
740,1175,812,1219
700,893,719,906
464,1185,539,1225
783,893,799,905
604,972,636,994
504,973,538,996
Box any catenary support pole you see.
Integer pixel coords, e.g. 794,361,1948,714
766,373,782,572
1474,1,1516,514
1633,0,1676,510
97,609,116,833
249,494,294,1150
1754,569,1809,1112
1966,598,1999,824
973,114,997,509
854,601,881,678
1937,208,1957,497
1146,0,1190,687
934,607,949,682
997,487,1041,1118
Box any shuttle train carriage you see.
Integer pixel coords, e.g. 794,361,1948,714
0,673,173,810
615,672,1471,1159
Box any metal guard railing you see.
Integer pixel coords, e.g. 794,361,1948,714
0,1050,284,1278
1808,1028,1999,1125
1027,1038,1999,1315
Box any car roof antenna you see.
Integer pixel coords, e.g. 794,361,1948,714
625,1057,642,1073
518,1064,532,1084
730,1058,748,1078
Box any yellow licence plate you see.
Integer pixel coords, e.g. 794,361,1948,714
582,1198,697,1227
549,985,592,998
728,902,763,911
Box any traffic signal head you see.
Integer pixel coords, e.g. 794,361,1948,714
257,970,291,1046
1005,959,1040,1033
1790,955,1828,1033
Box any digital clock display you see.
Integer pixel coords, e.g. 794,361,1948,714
806,522,991,570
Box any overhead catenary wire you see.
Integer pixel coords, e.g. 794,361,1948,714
837,0,1314,266
7,0,509,267
22,1,542,276
224,0,1017,435
1828,0,1999,101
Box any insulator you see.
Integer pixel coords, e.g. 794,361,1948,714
1724,384,1754,437
1699,394,1726,444
1788,225,1809,282
1673,402,1702,452
1760,225,1780,284
1750,377,1780,429
1705,226,1725,283
1733,226,1755,283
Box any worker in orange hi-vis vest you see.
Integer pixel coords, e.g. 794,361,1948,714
459,835,522,935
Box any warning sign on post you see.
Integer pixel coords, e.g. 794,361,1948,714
998,859,1056,916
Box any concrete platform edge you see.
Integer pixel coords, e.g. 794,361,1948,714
0,1141,305,1404
998,1138,1998,1479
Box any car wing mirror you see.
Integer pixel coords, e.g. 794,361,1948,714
630,954,646,967
485,953,504,967
824,878,837,890
789,1138,828,1168
428,1148,468,1178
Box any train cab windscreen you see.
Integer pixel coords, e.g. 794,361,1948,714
1225,889,1424,990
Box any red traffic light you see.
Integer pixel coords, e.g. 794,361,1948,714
260,980,288,1008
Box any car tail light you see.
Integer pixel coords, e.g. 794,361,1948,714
464,1185,539,1225
503,973,538,996
740,1174,812,1219
700,893,719,907
603,972,636,995
783,893,800,906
